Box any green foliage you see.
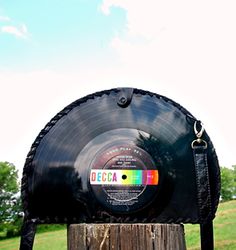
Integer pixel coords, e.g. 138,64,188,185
220,166,236,201
233,165,236,196
0,162,18,193
0,162,22,239
0,162,19,223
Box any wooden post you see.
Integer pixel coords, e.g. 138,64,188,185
68,224,186,250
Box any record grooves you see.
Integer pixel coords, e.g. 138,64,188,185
21,87,220,225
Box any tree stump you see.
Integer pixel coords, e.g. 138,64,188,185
68,224,186,250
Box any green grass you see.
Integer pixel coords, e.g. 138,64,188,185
0,200,235,250
185,200,236,250
0,229,67,250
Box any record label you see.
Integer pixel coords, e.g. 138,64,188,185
89,144,159,213
90,169,158,185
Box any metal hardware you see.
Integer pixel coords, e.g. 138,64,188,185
191,139,208,149
117,88,134,108
194,121,205,138
192,121,207,149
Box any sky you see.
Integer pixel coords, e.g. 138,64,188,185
0,0,236,176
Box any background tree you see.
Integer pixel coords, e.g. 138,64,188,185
233,165,236,198
0,162,22,238
220,166,235,201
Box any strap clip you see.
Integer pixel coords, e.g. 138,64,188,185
191,121,207,149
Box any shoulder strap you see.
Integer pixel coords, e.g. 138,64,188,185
200,221,214,250
19,219,37,250
192,142,214,250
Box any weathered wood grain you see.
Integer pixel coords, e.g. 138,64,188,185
68,224,186,250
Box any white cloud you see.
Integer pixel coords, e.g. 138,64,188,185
0,15,11,22
99,0,236,168
101,0,236,66
101,0,170,39
100,0,123,15
1,23,29,39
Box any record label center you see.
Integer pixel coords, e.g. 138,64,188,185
89,144,159,212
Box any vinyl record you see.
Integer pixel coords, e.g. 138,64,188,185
22,88,220,224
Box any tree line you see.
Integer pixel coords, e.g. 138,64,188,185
0,161,236,239
0,162,22,238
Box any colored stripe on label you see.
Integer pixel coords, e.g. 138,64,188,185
90,170,159,185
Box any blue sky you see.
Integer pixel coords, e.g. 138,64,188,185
1,0,236,173
0,0,126,70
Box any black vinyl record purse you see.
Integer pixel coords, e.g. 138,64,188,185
20,88,220,250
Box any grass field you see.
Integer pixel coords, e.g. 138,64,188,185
0,200,235,250
185,200,236,250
